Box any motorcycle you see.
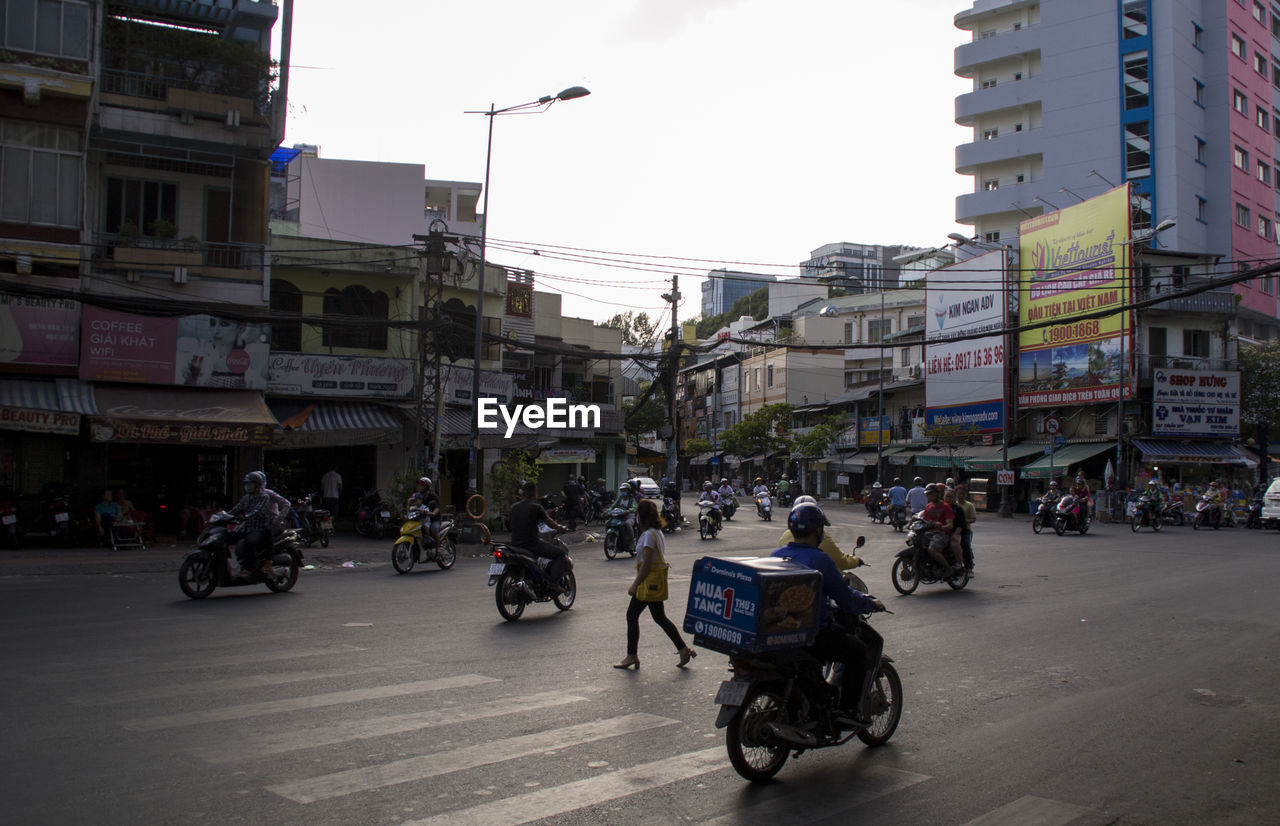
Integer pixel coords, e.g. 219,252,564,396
391,508,457,573
1193,495,1231,530
891,516,969,593
867,499,888,524
1031,498,1055,534
603,506,636,559
178,511,303,599
488,524,575,621
292,493,335,548
354,489,391,539
1129,495,1162,532
661,494,680,533
887,504,907,532
44,487,74,547
1053,494,1090,536
538,493,565,525
1160,499,1186,526
698,502,721,540
711,607,902,782
585,490,614,526
755,492,773,521
721,494,738,521
1246,497,1263,529
1,488,19,549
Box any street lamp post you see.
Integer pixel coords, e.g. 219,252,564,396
464,86,590,493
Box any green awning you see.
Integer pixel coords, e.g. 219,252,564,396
915,446,989,468
1019,442,1114,480
965,442,1054,470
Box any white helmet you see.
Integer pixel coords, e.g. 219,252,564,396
793,495,818,506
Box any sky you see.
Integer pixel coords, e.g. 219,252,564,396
279,0,972,326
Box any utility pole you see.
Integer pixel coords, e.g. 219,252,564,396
663,275,681,520
414,224,448,480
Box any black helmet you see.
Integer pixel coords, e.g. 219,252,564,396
913,477,924,486
243,471,266,489
893,477,902,485
787,503,826,540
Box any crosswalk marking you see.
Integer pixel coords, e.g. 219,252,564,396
191,688,587,764
962,795,1092,825
21,645,367,683
402,746,728,826
696,765,933,825
266,711,678,803
121,673,497,732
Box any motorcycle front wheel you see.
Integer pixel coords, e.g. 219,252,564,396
857,661,903,746
1130,514,1141,533
1193,513,1203,530
946,567,969,590
890,557,919,595
699,520,708,540
178,556,217,600
319,531,330,548
726,683,790,783
392,541,417,574
436,537,456,570
604,533,618,560
554,571,577,611
354,519,371,537
1054,518,1067,536
265,556,300,593
495,570,526,621
1032,514,1044,534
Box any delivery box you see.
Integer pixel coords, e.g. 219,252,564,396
682,556,824,655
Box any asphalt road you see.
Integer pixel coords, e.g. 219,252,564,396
2,500,1278,825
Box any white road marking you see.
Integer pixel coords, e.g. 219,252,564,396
191,688,583,763
21,645,368,683
962,794,1093,825
403,747,728,826
266,711,677,803
121,673,497,732
696,765,932,825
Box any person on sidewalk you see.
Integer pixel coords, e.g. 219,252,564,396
561,476,585,532
615,499,696,670
93,489,121,544
320,467,343,523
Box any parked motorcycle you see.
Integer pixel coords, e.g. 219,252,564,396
756,492,773,521
391,509,457,573
292,493,335,548
891,516,969,593
585,490,614,526
178,511,303,599
698,502,721,540
711,607,901,782
488,525,575,621
603,506,636,559
1129,495,1162,532
1193,495,1231,530
1053,494,1090,536
538,493,565,525
661,494,680,533
44,487,74,547
1160,499,1185,526
0,492,19,549
354,489,390,538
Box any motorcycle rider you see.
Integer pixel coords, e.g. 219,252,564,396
906,477,928,515
778,495,864,570
509,481,570,593
887,477,908,525
777,474,792,506
1072,474,1092,524
1142,478,1164,522
698,481,722,533
772,503,884,724
717,478,735,514
865,481,886,517
407,476,442,552
752,477,769,497
954,482,978,575
1203,480,1224,523
614,481,642,551
228,471,289,576
920,483,960,573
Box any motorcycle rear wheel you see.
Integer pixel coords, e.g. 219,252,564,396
436,537,457,569
890,557,919,595
1151,516,1162,532
374,521,387,541
554,571,577,610
392,541,416,574
178,557,217,600
265,556,300,593
1193,513,1203,530
726,683,790,783
604,533,618,560
946,567,969,590
319,532,330,548
495,570,526,621
1032,514,1044,534
1130,514,1141,533
857,661,903,746
354,520,371,537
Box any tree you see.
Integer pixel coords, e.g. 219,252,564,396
1239,339,1280,484
791,415,851,491
684,437,714,457
720,403,793,461
695,286,771,339
601,311,659,347
623,384,668,455
488,449,541,529
921,422,981,480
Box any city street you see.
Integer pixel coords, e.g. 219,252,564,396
2,500,1278,825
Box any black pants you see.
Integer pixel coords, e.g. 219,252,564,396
811,621,883,713
522,540,568,587
232,529,271,571
625,596,687,656
563,504,580,532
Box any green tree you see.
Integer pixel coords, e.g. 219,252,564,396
720,403,793,460
601,311,659,347
1239,339,1280,483
488,449,541,529
791,414,851,489
921,422,981,479
623,384,669,454
695,285,772,339
684,437,714,457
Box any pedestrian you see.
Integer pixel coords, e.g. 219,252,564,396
561,475,584,532
954,482,978,576
614,499,696,670
320,466,343,521
93,488,121,543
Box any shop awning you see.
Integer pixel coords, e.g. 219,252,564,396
689,452,716,466
965,442,1050,470
915,446,987,468
884,447,916,466
269,400,402,448
90,386,276,446
1019,442,1114,480
0,378,86,434
1132,439,1258,468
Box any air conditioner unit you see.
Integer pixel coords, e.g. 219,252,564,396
172,266,188,284
908,365,922,379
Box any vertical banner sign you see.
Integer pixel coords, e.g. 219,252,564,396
1017,185,1132,408
925,250,1006,432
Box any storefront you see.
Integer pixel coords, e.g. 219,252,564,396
1131,439,1257,487
0,378,98,523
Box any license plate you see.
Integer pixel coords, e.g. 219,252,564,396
380,511,391,519
1,515,15,525
321,519,334,530
714,679,750,706
487,563,506,576
54,512,69,523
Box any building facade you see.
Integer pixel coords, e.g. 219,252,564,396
700,270,775,318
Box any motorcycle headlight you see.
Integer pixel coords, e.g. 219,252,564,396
197,530,220,549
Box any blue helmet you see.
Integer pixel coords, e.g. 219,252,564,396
787,503,827,541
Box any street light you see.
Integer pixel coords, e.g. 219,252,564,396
464,86,591,493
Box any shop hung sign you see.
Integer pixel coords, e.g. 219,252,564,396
1151,368,1240,438
267,353,414,399
0,406,79,435
89,419,274,446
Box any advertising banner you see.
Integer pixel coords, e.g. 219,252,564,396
439,364,516,405
860,415,889,446
0,406,79,435
80,307,270,388
1152,368,1240,437
268,353,414,399
925,250,1006,432
0,294,80,367
1017,185,1132,408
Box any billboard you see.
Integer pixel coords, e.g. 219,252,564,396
80,307,270,388
1151,368,1240,437
925,249,1006,432
0,294,80,367
1017,185,1132,408
268,353,415,399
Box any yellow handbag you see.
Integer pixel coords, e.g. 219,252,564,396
636,531,670,602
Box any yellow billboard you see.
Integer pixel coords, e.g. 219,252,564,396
1017,185,1133,408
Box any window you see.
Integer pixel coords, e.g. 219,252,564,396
1259,161,1272,184
103,176,176,236
1262,215,1274,239
1194,80,1206,106
1235,89,1249,114
981,78,997,89
322,285,390,350
1014,122,1023,131
1015,173,1025,183
1149,326,1167,358
1013,71,1023,81
844,370,856,388
1193,22,1204,50
984,230,1002,242
844,321,855,344
270,280,303,352
1259,108,1271,131
754,367,760,391
1264,275,1275,294
1232,33,1247,58
0,120,82,227
766,364,774,388
1255,1,1266,23
0,0,90,60
1234,145,1250,170
907,314,925,330
1274,64,1280,88
900,348,911,368
983,179,999,191
1195,137,1207,164
1273,5,1280,36
1183,329,1210,359
1132,192,1152,230
1237,203,1252,227
1122,1,1147,38
1123,52,1149,109
1257,53,1269,75
867,318,893,343
1125,121,1151,178
983,128,998,140
1197,197,1207,222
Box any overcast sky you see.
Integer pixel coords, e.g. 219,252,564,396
280,0,971,326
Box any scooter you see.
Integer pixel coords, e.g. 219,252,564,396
721,494,738,520
354,489,387,538
488,524,575,621
1053,494,1090,535
603,506,636,559
661,494,680,533
178,511,303,599
1160,499,1185,526
868,500,888,524
292,493,335,548
391,509,457,573
891,515,969,593
1246,496,1263,529
887,503,908,533
1129,495,1162,532
44,487,74,547
698,502,721,540
756,492,773,521
0,490,19,549
1193,495,1231,529
1031,498,1055,534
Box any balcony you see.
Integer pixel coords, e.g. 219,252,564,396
956,127,1041,173
955,75,1041,125
956,183,1043,224
955,24,1041,77
1140,287,1236,316
96,233,266,277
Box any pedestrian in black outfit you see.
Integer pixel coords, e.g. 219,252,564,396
614,499,696,670
561,476,584,531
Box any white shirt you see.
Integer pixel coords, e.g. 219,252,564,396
321,470,343,499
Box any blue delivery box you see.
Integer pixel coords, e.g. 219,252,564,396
682,556,824,655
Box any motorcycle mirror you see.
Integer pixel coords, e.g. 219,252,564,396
855,536,866,548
